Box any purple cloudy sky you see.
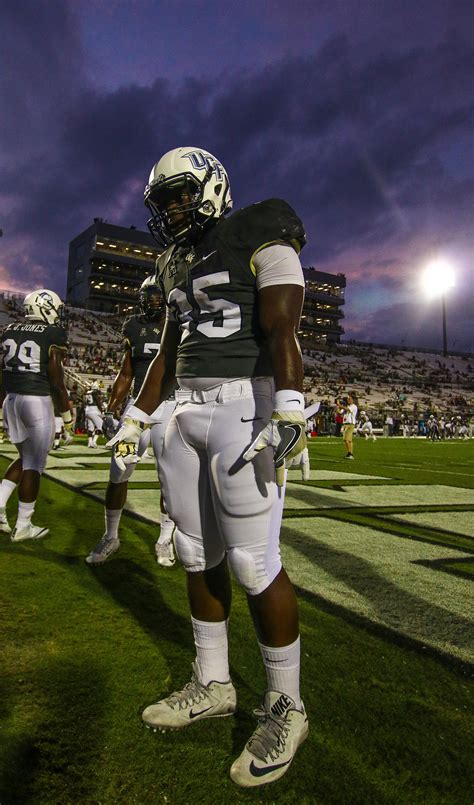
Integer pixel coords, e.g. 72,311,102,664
1,0,473,351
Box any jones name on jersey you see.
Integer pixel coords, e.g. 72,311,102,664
1,322,68,395
122,314,163,396
156,198,305,379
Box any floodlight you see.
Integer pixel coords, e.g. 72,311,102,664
422,259,455,298
421,258,455,356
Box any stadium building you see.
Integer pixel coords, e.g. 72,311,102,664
300,267,345,346
67,221,345,341
66,219,160,314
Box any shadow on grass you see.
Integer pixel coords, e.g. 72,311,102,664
0,658,106,804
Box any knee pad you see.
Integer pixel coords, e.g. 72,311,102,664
226,547,281,595
174,529,202,570
174,528,224,573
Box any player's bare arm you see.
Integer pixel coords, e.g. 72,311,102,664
134,319,180,417
48,346,74,434
107,348,134,414
47,348,70,413
244,282,306,483
258,283,304,392
0,354,5,406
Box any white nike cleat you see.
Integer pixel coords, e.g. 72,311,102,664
0,507,11,534
230,691,308,788
62,432,74,446
85,534,120,564
11,524,49,542
155,539,176,567
142,662,236,732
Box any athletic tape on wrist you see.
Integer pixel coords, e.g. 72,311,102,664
273,389,304,412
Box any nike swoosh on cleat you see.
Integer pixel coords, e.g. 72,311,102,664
286,399,302,404
249,759,290,777
241,416,263,423
189,706,213,719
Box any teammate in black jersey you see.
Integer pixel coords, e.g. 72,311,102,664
0,289,72,541
86,276,177,566
108,147,308,787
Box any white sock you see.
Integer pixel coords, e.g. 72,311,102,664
0,479,16,508
92,434,98,446
191,617,230,685
259,636,302,709
157,512,175,544
105,509,122,540
16,500,36,530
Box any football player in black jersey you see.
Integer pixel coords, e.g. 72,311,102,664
86,276,177,566
108,148,308,786
0,289,72,541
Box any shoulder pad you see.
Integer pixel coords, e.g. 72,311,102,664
156,246,176,281
121,315,136,339
220,199,306,256
48,324,69,347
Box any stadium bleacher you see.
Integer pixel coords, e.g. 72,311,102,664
0,293,472,433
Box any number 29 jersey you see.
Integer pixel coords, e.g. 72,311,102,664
156,198,306,379
122,314,163,396
1,321,68,396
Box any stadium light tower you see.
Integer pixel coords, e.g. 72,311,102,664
421,258,455,357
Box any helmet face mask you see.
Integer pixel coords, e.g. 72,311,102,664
144,147,232,247
23,289,65,325
139,276,163,320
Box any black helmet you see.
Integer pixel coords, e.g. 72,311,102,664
139,276,163,320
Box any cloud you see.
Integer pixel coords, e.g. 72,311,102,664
0,2,472,352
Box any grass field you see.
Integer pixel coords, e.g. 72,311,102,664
0,435,473,804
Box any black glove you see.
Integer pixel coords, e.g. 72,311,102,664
102,412,117,440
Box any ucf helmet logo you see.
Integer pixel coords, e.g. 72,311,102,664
38,291,54,308
183,151,224,181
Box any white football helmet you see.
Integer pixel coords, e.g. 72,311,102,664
144,147,232,247
24,289,64,325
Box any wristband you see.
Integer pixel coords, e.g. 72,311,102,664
61,410,73,424
273,390,304,412
126,403,153,425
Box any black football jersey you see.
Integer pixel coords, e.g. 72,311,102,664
156,198,306,378
122,314,164,396
1,321,68,396
84,389,102,407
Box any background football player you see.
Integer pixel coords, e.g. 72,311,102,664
357,411,377,441
0,289,72,541
108,147,308,787
84,381,103,448
342,392,358,459
52,394,74,450
86,276,177,566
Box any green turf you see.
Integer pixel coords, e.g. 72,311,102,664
0,438,473,803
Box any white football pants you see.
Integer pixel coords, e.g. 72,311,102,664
85,405,103,433
3,393,55,472
159,378,285,596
